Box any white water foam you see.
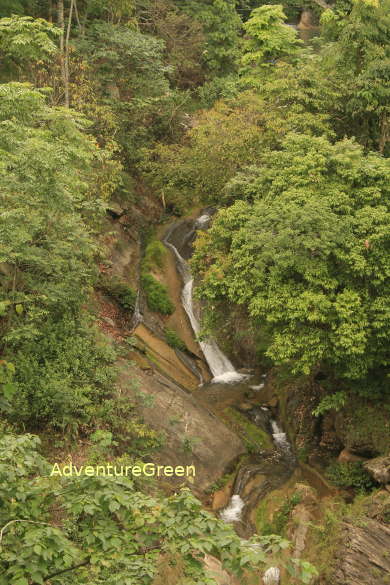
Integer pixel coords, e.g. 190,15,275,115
271,420,290,450
263,566,280,585
249,383,265,391
165,217,247,384
219,494,245,523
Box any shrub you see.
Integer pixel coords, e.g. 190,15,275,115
99,275,137,311
312,391,347,417
7,314,117,433
141,273,174,315
143,240,167,271
326,461,376,493
164,328,186,351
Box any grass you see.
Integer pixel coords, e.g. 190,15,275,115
164,328,186,351
223,407,273,451
141,273,174,315
143,239,167,271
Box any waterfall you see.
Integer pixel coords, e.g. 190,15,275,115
271,420,291,452
164,213,247,384
131,289,142,329
219,494,245,523
263,567,281,585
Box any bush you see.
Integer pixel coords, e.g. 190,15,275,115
99,275,137,311
7,314,117,433
326,461,376,493
143,240,167,271
141,273,174,315
164,328,186,351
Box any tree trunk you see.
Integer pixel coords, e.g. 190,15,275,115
379,113,388,155
64,0,74,108
57,0,68,107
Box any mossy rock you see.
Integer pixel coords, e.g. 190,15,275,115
223,407,273,451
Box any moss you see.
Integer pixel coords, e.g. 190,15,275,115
164,328,186,351
99,275,137,311
223,407,273,451
342,399,390,455
303,499,345,581
141,273,174,315
326,461,376,493
255,491,301,537
143,239,167,271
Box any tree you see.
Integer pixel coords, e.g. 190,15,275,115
0,82,120,428
320,0,390,153
192,133,390,388
179,0,242,76
240,4,302,87
0,433,318,585
0,15,59,81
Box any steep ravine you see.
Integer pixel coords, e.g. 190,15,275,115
101,202,390,585
160,210,390,585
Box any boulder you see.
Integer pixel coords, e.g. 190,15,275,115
107,201,125,218
338,448,366,464
263,567,280,585
364,455,390,485
297,9,316,30
335,518,390,585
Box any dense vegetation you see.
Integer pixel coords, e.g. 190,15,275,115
0,0,388,583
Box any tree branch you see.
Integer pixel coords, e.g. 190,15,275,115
0,519,50,544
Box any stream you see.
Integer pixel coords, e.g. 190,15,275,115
164,211,297,546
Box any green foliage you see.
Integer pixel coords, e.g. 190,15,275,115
141,273,174,315
77,21,170,99
195,74,239,108
0,360,17,414
145,93,267,207
0,433,303,585
192,133,390,386
240,4,301,85
180,0,242,76
312,391,347,416
99,274,137,311
320,0,390,153
143,239,167,271
164,328,187,351
261,493,302,536
145,81,333,208
138,0,206,89
0,83,119,341
326,461,376,493
0,15,59,69
6,314,117,433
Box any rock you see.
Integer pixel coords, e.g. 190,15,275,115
267,397,278,409
364,455,390,485
204,555,236,585
297,8,315,30
335,518,390,585
263,567,280,585
238,368,254,374
238,402,253,412
107,201,125,218
212,488,231,511
338,448,366,463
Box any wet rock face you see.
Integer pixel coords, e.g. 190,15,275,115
364,455,390,485
335,518,390,585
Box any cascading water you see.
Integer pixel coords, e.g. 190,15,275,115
164,213,247,384
165,213,294,584
219,494,245,523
